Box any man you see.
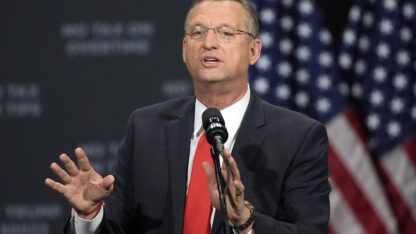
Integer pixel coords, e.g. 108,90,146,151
45,0,331,233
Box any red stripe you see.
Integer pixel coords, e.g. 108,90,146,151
344,107,366,142
378,159,416,234
328,145,389,234
403,138,416,170
327,224,334,234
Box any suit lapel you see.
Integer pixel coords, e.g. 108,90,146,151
212,94,267,233
165,98,195,234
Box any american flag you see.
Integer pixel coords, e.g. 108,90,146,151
249,0,416,233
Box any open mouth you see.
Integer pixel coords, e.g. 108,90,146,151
204,58,219,63
201,56,221,67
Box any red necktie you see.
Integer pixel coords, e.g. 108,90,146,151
183,133,214,234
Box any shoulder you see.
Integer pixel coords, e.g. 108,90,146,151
129,96,195,120
255,96,323,129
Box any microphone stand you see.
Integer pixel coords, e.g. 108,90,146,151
210,147,231,234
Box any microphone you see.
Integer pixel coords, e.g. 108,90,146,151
202,108,231,234
202,108,228,153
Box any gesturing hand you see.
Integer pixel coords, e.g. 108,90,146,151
203,149,253,232
45,147,114,220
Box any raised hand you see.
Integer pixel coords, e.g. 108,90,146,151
45,147,114,220
203,149,252,232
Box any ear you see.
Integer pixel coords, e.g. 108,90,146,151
248,38,262,65
182,37,187,63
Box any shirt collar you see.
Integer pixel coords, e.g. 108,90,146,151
193,87,251,145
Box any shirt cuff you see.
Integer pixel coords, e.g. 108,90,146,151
232,229,253,234
71,206,104,234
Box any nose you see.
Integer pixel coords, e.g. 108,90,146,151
202,28,219,49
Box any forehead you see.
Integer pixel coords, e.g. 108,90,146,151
187,1,247,28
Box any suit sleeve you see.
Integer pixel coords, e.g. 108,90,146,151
95,112,137,233
253,123,331,234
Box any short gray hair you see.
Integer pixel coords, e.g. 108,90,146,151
184,0,259,38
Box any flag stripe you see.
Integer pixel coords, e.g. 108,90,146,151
378,164,416,234
403,139,416,170
381,147,416,220
328,179,365,234
327,114,398,234
328,144,388,233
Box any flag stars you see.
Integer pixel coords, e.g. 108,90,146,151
260,8,276,24
354,60,367,75
256,56,272,71
370,90,384,106
253,77,270,94
296,69,310,84
400,28,412,42
412,106,416,120
352,83,363,98
339,53,352,69
393,74,407,90
379,19,393,35
260,32,274,48
363,12,374,27
397,50,410,66
279,39,293,54
317,75,332,90
358,36,370,51
282,0,294,8
297,23,312,38
275,85,291,100
338,82,349,96
349,6,362,22
376,43,390,59
296,46,311,61
295,92,309,107
319,52,333,67
343,29,356,45
319,30,332,44
367,113,380,130
299,0,314,15
386,121,401,138
383,0,397,11
316,98,331,114
373,67,387,83
390,97,404,114
403,3,415,19
280,16,294,31
276,62,292,77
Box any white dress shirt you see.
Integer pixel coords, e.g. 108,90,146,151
72,87,251,234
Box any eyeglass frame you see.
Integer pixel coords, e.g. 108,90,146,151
184,25,255,43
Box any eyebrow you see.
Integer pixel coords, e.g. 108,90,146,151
188,23,238,29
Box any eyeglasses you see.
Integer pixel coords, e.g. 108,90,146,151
185,26,255,43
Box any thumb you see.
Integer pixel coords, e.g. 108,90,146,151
102,175,115,191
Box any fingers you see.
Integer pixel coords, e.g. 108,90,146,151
234,179,245,199
223,149,241,181
45,178,66,194
203,161,221,210
75,147,92,172
203,162,216,187
222,149,245,203
102,175,115,191
59,153,79,176
50,162,71,184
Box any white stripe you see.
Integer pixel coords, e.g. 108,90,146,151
329,179,365,234
327,114,398,234
381,146,416,219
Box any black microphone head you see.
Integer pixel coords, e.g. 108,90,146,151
202,108,228,146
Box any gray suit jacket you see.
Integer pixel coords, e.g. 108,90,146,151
67,93,330,233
